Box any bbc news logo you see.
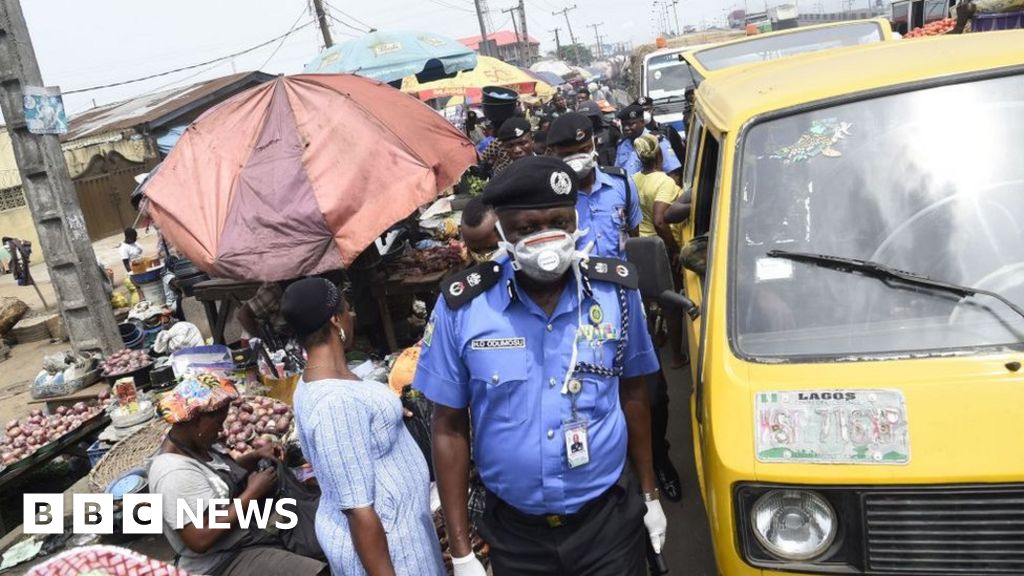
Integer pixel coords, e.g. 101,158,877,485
24,494,298,535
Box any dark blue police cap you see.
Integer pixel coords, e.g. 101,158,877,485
618,104,644,121
481,156,578,211
497,117,532,142
546,112,593,148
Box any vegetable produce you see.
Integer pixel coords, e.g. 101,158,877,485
0,400,104,466
905,18,955,38
100,349,153,377
219,397,294,459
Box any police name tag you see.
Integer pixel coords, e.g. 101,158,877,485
471,338,526,350
564,420,590,469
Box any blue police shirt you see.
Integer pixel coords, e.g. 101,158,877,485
576,168,642,260
413,260,659,515
614,130,682,177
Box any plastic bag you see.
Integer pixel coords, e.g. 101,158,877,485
152,322,204,355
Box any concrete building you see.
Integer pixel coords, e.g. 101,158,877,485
459,31,540,67
0,71,272,260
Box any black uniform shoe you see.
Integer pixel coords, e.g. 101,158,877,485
655,458,683,502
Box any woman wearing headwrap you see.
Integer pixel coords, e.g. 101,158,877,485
634,134,689,366
283,278,445,576
149,375,327,576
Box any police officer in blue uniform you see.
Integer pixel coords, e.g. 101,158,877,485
414,156,668,576
546,112,641,260
615,104,682,181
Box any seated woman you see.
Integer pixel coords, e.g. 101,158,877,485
149,376,327,576
282,278,446,576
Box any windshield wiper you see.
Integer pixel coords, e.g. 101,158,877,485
766,250,1024,322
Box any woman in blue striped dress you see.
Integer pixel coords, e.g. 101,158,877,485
282,278,445,576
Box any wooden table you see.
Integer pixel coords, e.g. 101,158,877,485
375,269,451,353
26,381,106,414
0,412,110,534
191,279,262,345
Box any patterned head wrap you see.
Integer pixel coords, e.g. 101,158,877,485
634,134,661,161
159,373,238,424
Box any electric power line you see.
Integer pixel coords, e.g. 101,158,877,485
328,13,373,33
323,0,376,30
63,21,316,95
422,0,476,13
259,7,310,70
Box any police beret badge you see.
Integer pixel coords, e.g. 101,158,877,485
550,171,572,195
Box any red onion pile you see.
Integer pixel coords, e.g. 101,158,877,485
100,349,153,377
1,402,104,466
219,397,293,459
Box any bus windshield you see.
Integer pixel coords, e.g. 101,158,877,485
693,22,886,72
646,53,698,99
731,73,1024,360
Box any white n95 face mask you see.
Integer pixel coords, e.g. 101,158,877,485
562,147,599,178
497,220,587,283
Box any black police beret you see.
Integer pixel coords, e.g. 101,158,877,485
496,117,532,142
635,96,654,107
577,100,601,118
618,104,644,121
481,156,578,211
546,112,593,147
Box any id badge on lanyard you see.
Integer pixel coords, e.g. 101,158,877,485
563,378,590,469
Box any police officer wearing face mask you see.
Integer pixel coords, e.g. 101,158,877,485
546,113,641,261
636,96,686,174
615,104,682,183
414,155,666,576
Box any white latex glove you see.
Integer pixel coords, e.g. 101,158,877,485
644,499,668,554
451,552,488,576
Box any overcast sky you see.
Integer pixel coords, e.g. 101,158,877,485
21,0,847,115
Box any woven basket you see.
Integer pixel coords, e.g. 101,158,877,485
88,417,169,492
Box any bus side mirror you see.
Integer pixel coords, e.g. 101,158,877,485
659,290,700,320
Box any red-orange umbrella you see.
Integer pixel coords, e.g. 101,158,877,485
144,74,475,281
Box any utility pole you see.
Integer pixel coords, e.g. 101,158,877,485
501,5,523,64
473,0,492,56
550,27,562,57
671,0,682,34
517,0,531,65
0,1,120,354
552,5,579,64
311,0,334,48
587,23,604,59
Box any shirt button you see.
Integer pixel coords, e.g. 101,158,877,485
491,373,499,383
549,378,557,388
546,324,553,332
547,429,555,439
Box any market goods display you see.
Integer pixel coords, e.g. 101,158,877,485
219,396,294,458
100,349,153,377
904,18,955,37
1,402,105,466
391,240,466,277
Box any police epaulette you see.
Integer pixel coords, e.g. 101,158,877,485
581,257,639,290
600,165,627,178
440,262,502,309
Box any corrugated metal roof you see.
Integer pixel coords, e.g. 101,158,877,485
64,71,274,141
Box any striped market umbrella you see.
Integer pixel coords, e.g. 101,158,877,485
143,74,476,281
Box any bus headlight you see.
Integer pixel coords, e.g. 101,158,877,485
751,489,837,561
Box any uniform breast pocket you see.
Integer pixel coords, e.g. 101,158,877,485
467,351,530,424
576,375,616,421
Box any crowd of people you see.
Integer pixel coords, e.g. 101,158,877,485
144,80,697,576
